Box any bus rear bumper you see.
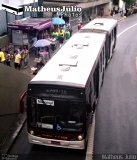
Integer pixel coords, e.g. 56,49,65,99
28,133,85,150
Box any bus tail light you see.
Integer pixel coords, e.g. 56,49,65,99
77,134,83,141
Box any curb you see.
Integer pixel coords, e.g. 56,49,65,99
86,113,96,160
0,113,26,154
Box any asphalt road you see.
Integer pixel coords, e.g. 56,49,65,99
94,14,137,156
9,124,85,160
9,14,137,160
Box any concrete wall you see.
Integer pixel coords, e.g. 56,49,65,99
0,10,7,35
0,35,9,48
103,2,112,16
0,64,31,115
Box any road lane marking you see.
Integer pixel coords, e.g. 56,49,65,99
117,23,137,38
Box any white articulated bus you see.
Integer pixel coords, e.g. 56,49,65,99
20,31,107,149
80,18,118,67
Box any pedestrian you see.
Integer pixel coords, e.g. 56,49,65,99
22,47,29,68
78,23,83,30
5,51,11,66
14,50,21,70
52,31,59,40
78,23,81,30
68,26,73,37
58,29,65,48
18,47,23,67
112,6,115,17
0,48,6,64
65,30,70,40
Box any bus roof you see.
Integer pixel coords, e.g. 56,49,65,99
30,32,106,88
81,18,118,34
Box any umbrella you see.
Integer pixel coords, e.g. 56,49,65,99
33,39,51,48
52,17,65,25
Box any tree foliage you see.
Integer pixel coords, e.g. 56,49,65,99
123,0,136,7
113,0,119,5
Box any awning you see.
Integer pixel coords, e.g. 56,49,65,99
33,21,52,31
8,18,52,31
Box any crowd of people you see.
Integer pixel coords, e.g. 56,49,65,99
51,24,72,47
0,45,29,70
0,23,73,74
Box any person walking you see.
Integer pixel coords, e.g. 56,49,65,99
58,29,65,48
65,30,70,40
78,23,83,30
14,50,21,70
23,47,29,68
68,26,73,37
0,48,6,64
5,51,11,66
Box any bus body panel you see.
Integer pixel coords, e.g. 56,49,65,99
80,17,118,66
28,133,85,149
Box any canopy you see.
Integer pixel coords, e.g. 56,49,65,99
33,39,51,48
52,17,65,25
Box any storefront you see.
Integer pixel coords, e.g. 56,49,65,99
8,17,52,49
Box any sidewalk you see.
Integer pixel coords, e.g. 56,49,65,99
0,13,125,154
108,13,126,21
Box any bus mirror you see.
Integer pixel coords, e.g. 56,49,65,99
19,91,27,113
86,104,92,112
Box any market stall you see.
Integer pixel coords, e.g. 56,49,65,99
8,17,52,49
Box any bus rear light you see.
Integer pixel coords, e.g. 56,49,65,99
77,134,83,141
30,130,34,135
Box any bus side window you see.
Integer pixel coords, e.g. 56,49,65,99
103,46,105,65
93,62,99,99
100,52,103,72
89,81,92,104
114,27,117,37
112,30,113,41
109,35,111,53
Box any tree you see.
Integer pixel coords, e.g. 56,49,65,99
123,0,136,7
113,0,119,5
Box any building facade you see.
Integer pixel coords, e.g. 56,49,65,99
43,0,112,29
0,0,38,36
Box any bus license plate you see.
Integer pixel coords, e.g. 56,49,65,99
51,141,60,145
